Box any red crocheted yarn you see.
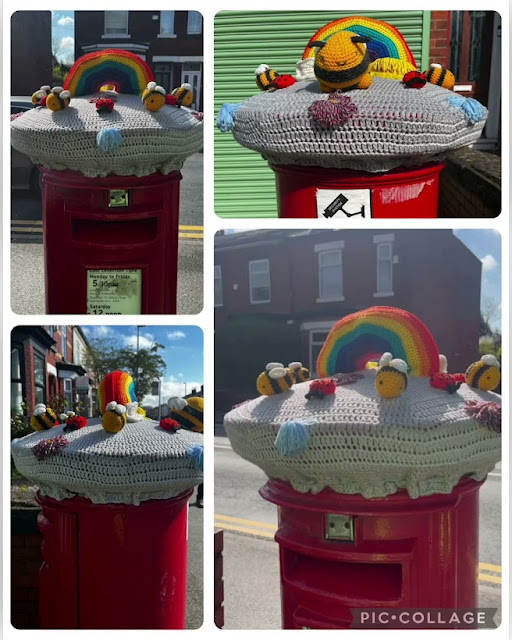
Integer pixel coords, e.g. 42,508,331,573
40,96,48,107
65,415,87,430
96,98,115,113
160,418,181,432
274,74,296,89
465,400,501,433
165,94,179,106
403,71,426,89
308,92,358,127
430,372,464,394
306,378,336,400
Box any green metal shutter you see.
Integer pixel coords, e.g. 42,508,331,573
215,10,431,218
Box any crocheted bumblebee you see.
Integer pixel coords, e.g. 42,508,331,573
142,81,166,112
255,65,296,92
375,352,409,399
171,83,194,108
46,87,71,112
287,361,311,384
168,396,204,433
465,354,500,392
31,85,51,107
308,31,372,92
30,404,58,431
257,363,295,396
102,401,128,434
423,63,455,91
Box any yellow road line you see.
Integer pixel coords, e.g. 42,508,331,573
478,574,502,585
215,521,275,539
479,562,502,573
180,225,203,230
11,219,42,225
179,232,203,239
11,226,43,233
215,514,277,530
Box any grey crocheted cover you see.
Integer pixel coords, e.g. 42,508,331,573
10,94,203,177
232,78,487,172
11,418,203,505
224,372,500,498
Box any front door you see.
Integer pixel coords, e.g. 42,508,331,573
181,69,201,110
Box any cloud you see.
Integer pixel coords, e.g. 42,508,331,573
167,331,186,340
57,16,74,26
54,36,75,64
142,379,203,407
178,373,184,378
123,333,155,350
481,254,498,271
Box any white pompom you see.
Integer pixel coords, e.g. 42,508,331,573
439,354,448,373
41,85,51,92
59,413,68,421
35,90,46,100
115,404,127,415
34,406,46,416
481,354,500,369
379,352,393,367
181,83,192,91
255,64,270,76
106,401,117,411
155,85,166,95
266,362,283,371
288,362,302,370
52,86,63,94
35,403,46,410
60,90,71,100
146,81,157,91
430,63,442,69
268,367,287,380
168,397,187,411
390,359,409,374
295,58,315,80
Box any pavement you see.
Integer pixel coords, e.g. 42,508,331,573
214,434,502,630
10,153,203,315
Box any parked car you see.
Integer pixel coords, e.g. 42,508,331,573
11,97,42,194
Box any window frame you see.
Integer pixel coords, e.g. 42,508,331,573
373,234,395,298
64,378,73,410
214,265,223,307
315,240,345,303
33,352,46,406
158,11,176,38
11,344,25,412
104,11,130,37
187,11,202,35
249,258,271,305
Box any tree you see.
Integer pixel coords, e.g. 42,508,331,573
85,337,166,399
481,297,501,332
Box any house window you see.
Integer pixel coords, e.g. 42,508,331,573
34,354,46,405
75,341,82,366
160,11,175,36
154,62,173,90
11,346,24,411
374,234,394,297
315,241,344,302
187,11,202,35
105,11,129,35
61,326,67,361
249,259,271,304
214,265,223,307
64,379,73,410
309,330,330,371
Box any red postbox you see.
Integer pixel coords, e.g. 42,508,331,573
260,478,482,630
36,490,192,629
41,168,182,315
271,162,445,219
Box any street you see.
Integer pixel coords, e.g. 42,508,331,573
10,153,203,315
214,434,502,630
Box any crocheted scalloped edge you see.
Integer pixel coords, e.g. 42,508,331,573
262,466,493,499
35,481,201,506
32,157,187,178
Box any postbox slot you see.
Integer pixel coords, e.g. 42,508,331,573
285,553,403,603
71,218,158,245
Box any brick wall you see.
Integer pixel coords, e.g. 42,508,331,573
11,509,42,629
24,346,35,409
429,11,451,67
214,529,224,628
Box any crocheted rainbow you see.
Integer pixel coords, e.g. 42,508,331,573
303,17,416,67
317,307,439,378
64,50,154,97
98,370,138,414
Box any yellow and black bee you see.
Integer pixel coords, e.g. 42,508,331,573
31,85,51,107
171,83,194,108
287,361,311,384
423,63,455,91
46,87,71,112
31,404,58,431
465,354,500,392
308,31,373,93
142,81,166,112
375,353,409,399
102,401,128,434
255,64,280,91
169,396,204,433
257,362,295,396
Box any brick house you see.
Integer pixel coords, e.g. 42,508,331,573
214,230,482,374
11,326,97,417
11,11,52,96
74,10,203,110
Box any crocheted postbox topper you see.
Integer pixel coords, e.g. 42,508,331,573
64,49,154,97
98,370,143,422
316,306,440,378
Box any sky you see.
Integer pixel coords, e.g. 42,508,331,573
454,229,501,330
81,325,203,407
52,11,75,66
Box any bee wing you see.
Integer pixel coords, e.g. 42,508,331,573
255,64,270,75
390,359,409,373
34,406,47,416
266,362,284,371
60,90,71,100
268,367,287,380
168,396,188,411
106,401,117,412
379,352,393,367
481,354,500,368
288,361,302,370
155,85,166,95
146,81,157,91
114,404,127,415
439,354,448,373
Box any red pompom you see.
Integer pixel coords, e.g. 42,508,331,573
274,74,296,89
165,94,179,106
96,98,115,113
306,378,336,400
64,415,87,432
160,418,181,432
403,71,426,89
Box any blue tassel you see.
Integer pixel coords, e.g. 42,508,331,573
97,127,122,152
187,444,203,470
447,95,485,125
217,103,242,133
274,421,310,457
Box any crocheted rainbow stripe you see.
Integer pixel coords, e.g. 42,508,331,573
98,370,137,414
303,17,416,67
317,307,439,378
64,50,154,97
